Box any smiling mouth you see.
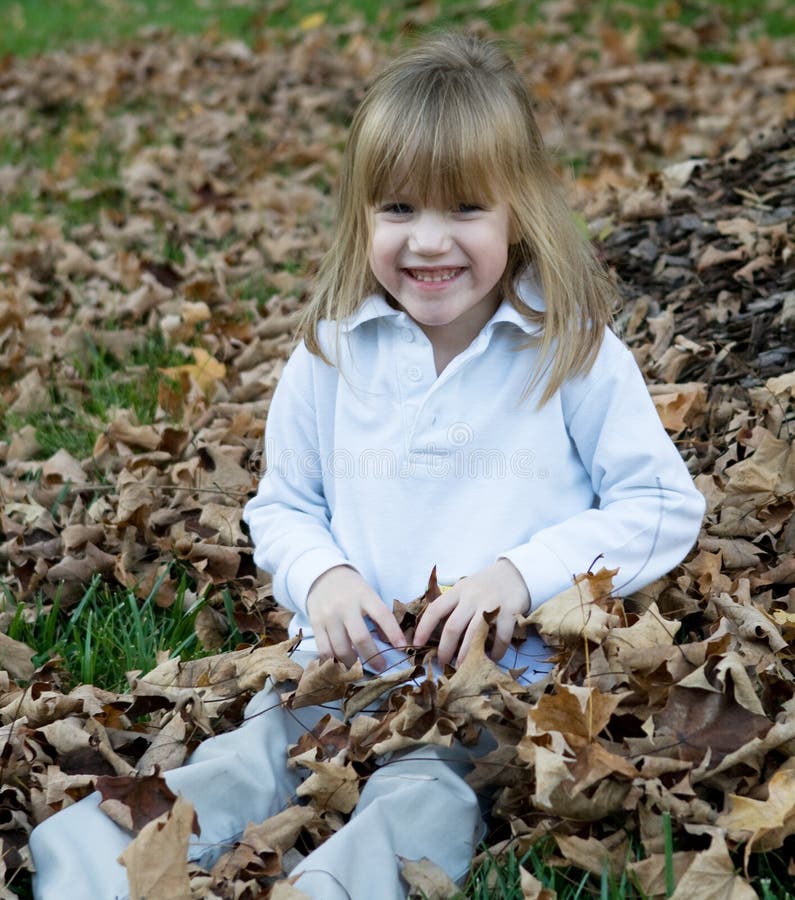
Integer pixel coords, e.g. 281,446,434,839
405,268,463,283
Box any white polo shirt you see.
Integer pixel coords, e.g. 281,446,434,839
243,281,705,661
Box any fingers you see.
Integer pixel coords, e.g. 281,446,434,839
346,616,384,672
489,611,516,664
416,585,481,666
414,592,457,646
366,601,407,651
323,621,358,668
439,615,468,667
313,605,405,672
437,603,515,666
314,626,334,662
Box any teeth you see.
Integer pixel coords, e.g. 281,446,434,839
409,269,460,282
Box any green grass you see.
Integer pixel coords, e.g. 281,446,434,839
462,837,650,899
1,0,792,60
0,0,260,57
464,842,594,898
0,131,124,230
1,333,190,461
461,834,794,899
4,570,245,691
2,2,792,897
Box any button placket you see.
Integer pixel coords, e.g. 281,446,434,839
413,334,490,447
395,322,431,455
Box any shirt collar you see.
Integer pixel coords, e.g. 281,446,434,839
339,293,403,333
339,274,545,336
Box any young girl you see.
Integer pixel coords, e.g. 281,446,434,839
30,32,704,899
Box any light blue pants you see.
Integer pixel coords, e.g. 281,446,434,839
29,652,487,900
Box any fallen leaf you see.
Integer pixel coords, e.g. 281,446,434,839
0,634,35,681
522,568,620,646
294,757,360,814
669,832,758,899
119,795,196,900
289,657,364,709
718,760,795,857
399,856,460,899
97,769,196,835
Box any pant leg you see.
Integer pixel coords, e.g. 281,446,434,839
30,665,320,900
287,635,554,900
291,743,484,900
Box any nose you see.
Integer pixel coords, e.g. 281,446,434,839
408,210,451,255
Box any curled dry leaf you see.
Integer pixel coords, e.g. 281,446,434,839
1,17,794,898
628,850,699,898
555,833,627,879
270,880,312,900
711,593,787,652
521,568,621,647
717,759,795,858
119,795,196,900
668,832,758,900
399,856,460,900
294,756,360,814
519,866,556,900
288,657,364,710
96,769,197,835
342,665,423,720
0,633,35,682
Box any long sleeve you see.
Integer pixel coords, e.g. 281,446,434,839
499,330,705,607
242,343,350,617
244,300,705,632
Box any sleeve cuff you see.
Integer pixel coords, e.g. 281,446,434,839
498,540,577,610
285,547,354,615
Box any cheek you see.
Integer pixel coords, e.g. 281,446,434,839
369,230,396,278
483,232,510,274
367,242,382,278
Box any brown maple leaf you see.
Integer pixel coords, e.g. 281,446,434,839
96,768,199,835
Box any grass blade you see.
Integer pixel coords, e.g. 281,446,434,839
663,811,675,896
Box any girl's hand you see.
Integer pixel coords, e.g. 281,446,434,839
413,559,530,667
306,565,406,671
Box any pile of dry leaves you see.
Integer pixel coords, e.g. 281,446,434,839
1,11,794,898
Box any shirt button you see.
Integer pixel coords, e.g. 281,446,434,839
401,328,415,343
407,366,422,382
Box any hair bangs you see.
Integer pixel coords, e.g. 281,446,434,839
361,81,514,209
302,33,614,406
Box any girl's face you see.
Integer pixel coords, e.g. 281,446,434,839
368,190,512,355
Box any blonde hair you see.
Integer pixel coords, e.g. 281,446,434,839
298,32,614,404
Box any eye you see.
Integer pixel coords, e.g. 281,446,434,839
378,202,413,215
455,202,485,214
